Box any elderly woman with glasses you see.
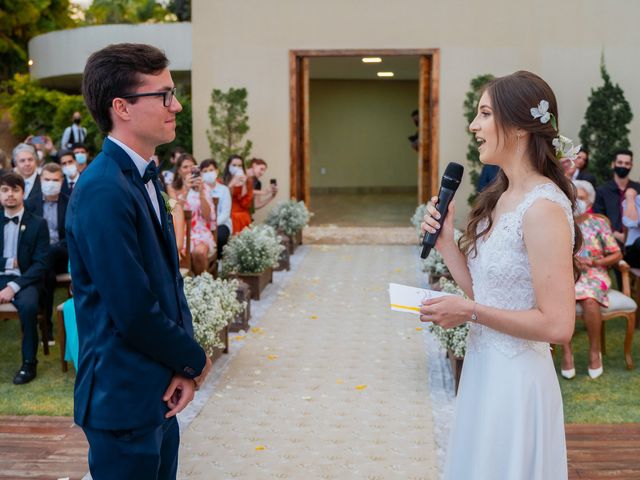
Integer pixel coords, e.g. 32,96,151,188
560,180,621,380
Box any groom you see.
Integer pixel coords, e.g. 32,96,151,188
66,43,212,479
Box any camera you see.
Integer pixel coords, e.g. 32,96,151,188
270,178,277,186
191,167,200,178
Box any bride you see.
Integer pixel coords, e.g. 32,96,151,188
420,71,582,479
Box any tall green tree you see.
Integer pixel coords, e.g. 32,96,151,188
207,87,253,166
0,0,76,81
579,57,633,184
167,0,190,21
84,0,171,24
463,74,495,205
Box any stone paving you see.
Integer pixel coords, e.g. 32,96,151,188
178,245,438,479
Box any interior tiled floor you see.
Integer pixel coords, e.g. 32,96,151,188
309,192,419,227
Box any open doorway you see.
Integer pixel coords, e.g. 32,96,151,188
289,49,440,227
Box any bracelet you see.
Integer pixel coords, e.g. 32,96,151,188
470,302,478,323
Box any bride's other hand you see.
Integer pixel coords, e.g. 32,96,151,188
419,295,473,328
421,196,456,249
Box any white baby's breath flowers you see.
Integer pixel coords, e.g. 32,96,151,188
265,200,311,237
222,225,285,276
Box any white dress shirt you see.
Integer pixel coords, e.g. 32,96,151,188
23,171,38,199
2,208,24,293
210,182,233,232
108,136,161,223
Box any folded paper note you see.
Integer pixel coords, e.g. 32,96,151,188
388,282,452,316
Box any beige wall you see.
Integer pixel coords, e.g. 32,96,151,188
310,79,418,190
191,0,640,225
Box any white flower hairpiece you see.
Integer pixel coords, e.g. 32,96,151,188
530,100,558,131
552,135,581,161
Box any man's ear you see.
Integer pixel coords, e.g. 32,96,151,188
111,98,131,122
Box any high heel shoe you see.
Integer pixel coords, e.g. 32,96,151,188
588,354,603,379
561,367,576,380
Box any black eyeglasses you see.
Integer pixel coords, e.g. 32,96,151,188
119,87,177,107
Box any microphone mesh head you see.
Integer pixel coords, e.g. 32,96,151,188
442,162,464,190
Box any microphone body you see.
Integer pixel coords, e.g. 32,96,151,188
420,162,464,259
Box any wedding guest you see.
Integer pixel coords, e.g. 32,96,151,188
68,43,211,479
72,143,90,174
560,156,577,180
60,111,87,150
574,148,597,187
621,183,640,268
27,134,59,165
0,172,50,385
168,153,216,275
0,148,9,175
560,180,620,379
25,163,69,343
161,145,185,186
200,159,232,255
247,158,277,210
593,149,639,246
12,143,41,200
60,150,81,195
223,155,253,234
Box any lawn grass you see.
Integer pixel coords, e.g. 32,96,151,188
555,316,640,423
0,288,75,416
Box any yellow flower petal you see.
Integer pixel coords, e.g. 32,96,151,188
233,335,246,341
310,315,318,320
415,327,423,331
355,384,367,390
255,445,266,451
267,355,279,360
336,379,344,384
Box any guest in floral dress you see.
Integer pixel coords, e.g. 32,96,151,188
222,155,254,234
168,154,216,275
561,180,621,379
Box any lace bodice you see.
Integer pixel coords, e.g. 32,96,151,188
467,183,575,358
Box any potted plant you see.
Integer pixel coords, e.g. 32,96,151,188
221,225,284,300
183,273,245,361
428,277,469,394
265,200,310,254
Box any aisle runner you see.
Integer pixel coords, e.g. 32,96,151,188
179,245,438,479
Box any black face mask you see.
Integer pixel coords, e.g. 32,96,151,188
614,166,631,178
73,118,81,125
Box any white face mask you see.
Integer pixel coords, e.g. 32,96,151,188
41,180,62,196
576,199,588,215
202,171,217,185
62,164,78,178
229,165,243,176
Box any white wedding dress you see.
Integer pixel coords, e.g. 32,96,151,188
443,183,572,480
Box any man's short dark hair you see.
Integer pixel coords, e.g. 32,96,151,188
200,159,218,170
0,172,25,192
613,149,633,161
171,146,186,157
249,158,267,168
579,147,589,156
82,43,169,134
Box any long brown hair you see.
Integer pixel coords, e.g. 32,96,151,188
459,71,582,279
171,153,197,191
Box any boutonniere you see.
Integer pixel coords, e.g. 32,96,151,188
20,225,26,233
161,191,178,215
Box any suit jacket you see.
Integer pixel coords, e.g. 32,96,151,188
593,179,640,232
25,174,41,201
25,192,69,248
61,174,81,197
66,138,205,430
576,169,597,188
0,209,50,290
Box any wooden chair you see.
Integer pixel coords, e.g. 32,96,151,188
207,197,220,278
0,304,49,356
56,272,72,297
629,267,640,329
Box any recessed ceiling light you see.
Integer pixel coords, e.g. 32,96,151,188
377,72,394,77
362,57,382,63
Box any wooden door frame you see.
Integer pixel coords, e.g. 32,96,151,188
289,48,440,206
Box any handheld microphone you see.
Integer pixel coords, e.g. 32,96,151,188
420,162,464,259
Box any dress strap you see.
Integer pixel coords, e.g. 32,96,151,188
516,183,575,246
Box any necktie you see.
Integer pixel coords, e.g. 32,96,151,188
142,162,159,184
69,181,74,191
3,216,19,225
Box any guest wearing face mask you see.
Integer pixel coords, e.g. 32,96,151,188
61,112,87,151
60,151,81,195
560,180,621,380
25,163,69,342
593,149,639,247
621,179,640,269
12,143,41,201
223,155,253,235
200,159,232,255
72,144,90,174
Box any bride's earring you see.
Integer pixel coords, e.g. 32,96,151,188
516,134,521,155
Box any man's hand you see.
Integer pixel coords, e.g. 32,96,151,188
163,375,196,418
625,188,638,200
193,355,213,390
0,286,16,304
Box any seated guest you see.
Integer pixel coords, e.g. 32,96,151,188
12,143,41,200
200,159,232,256
560,180,621,380
71,143,90,174
593,149,639,246
25,163,69,342
223,155,253,235
621,183,640,268
246,158,278,210
574,147,597,187
59,150,81,195
168,154,216,275
0,172,50,384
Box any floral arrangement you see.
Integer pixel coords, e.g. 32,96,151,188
265,200,311,237
410,203,428,240
531,100,581,161
222,224,285,275
183,273,245,352
428,277,470,358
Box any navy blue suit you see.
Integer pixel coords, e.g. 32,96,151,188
66,138,205,479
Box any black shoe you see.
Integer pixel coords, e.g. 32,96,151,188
13,361,37,385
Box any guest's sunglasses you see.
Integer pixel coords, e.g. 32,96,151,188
119,87,177,107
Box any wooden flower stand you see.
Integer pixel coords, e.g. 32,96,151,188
229,280,251,332
209,325,230,363
280,230,302,255
447,349,464,394
275,237,291,272
235,268,272,300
